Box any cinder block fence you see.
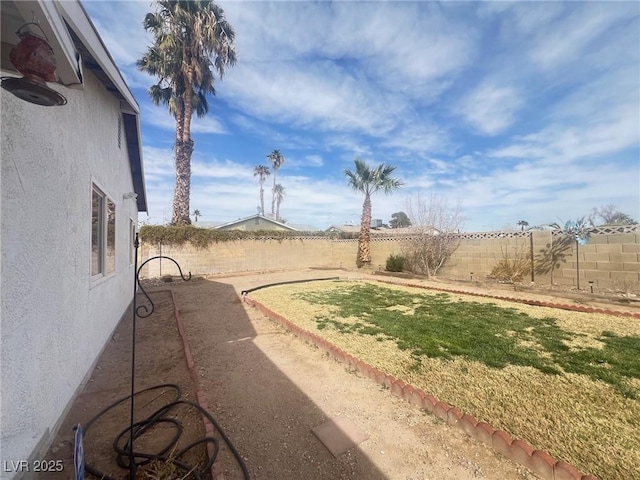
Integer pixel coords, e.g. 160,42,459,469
138,226,639,292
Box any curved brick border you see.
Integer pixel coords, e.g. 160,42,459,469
372,278,640,319
168,290,224,480
244,293,600,480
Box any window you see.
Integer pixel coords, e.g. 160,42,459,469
106,199,116,273
92,185,116,277
129,219,136,265
91,188,103,275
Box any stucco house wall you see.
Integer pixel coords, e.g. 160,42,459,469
1,2,146,472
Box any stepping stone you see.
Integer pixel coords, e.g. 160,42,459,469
311,415,369,457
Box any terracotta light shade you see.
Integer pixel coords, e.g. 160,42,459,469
1,24,67,106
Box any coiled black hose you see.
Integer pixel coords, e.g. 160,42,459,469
80,383,250,480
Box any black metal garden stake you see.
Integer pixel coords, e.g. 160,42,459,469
129,233,191,479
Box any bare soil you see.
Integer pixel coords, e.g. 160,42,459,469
39,268,639,479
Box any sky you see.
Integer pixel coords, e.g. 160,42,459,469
82,0,640,232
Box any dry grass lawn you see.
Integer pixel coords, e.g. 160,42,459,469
251,280,640,480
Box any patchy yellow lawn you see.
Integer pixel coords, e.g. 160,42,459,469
251,280,640,480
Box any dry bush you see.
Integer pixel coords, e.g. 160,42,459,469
610,279,640,297
488,243,532,283
402,194,463,277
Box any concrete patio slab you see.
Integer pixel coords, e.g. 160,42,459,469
312,415,370,457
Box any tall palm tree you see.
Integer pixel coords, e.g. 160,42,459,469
138,0,237,225
274,184,285,222
517,220,529,231
253,165,270,215
345,159,403,267
192,209,202,222
267,149,285,217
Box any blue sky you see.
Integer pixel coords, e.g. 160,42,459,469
83,0,639,231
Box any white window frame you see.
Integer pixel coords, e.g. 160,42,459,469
129,218,136,265
91,183,116,280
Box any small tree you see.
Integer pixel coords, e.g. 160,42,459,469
389,211,412,228
589,205,636,226
402,194,464,277
517,220,529,231
192,209,202,222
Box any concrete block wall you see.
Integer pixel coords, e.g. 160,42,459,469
572,233,640,291
139,239,336,277
440,234,540,282
138,232,639,292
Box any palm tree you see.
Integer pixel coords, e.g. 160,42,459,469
192,209,202,222
267,149,285,217
253,165,270,215
517,220,529,231
344,159,403,267
138,0,237,225
274,184,285,222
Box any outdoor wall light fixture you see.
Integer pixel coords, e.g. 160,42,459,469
1,23,67,106
123,192,137,200
470,272,474,281
589,280,594,294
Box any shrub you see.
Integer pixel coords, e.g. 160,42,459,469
488,244,532,283
386,254,405,272
138,225,352,249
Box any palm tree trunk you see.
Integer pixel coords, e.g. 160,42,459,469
276,198,281,222
172,139,193,225
357,193,372,266
259,185,264,215
271,172,277,217
171,37,195,226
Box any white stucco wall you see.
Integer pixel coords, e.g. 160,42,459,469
1,70,140,470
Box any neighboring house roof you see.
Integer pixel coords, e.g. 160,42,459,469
0,0,147,212
213,214,299,231
192,221,225,229
326,225,361,234
289,223,321,232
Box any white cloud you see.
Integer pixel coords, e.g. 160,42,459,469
192,159,252,180
141,146,174,180
82,1,155,89
456,81,523,136
224,60,402,136
81,1,637,232
140,104,227,134
285,154,324,169
381,122,451,157
489,102,639,166
305,155,323,167
528,3,636,71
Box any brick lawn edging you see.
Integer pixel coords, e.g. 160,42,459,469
372,277,640,319
168,289,225,480
243,293,601,480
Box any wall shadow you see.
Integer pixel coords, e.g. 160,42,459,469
534,235,573,284
169,277,389,480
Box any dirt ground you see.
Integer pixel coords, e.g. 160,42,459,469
40,268,639,479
